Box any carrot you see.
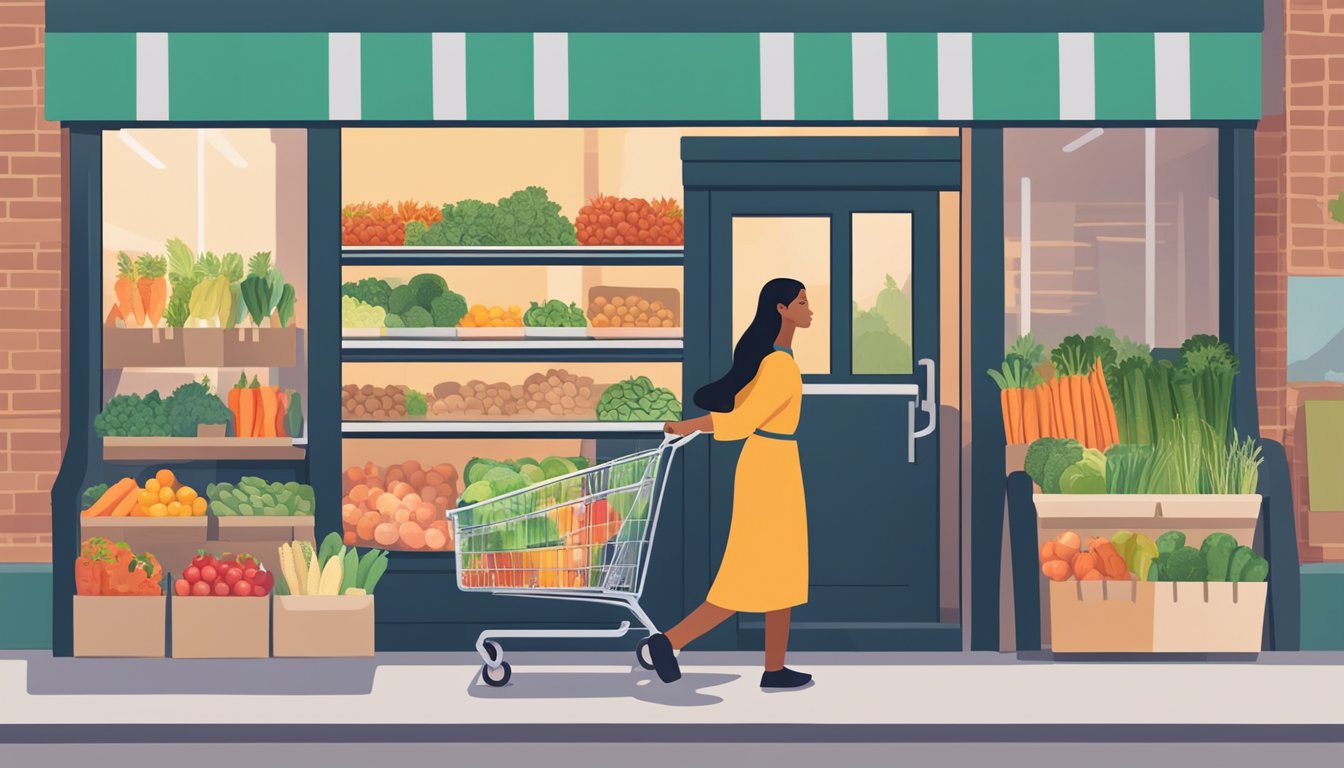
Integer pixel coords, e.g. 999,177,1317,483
1008,388,1024,443
147,278,167,327
1058,377,1076,438
238,385,256,438
1095,358,1120,448
1000,389,1013,443
228,385,242,436
109,488,139,517
137,278,153,322
82,478,136,518
1089,367,1112,448
1070,375,1086,444
113,253,138,327
1037,385,1053,438
1022,386,1040,443
1082,370,1100,448
258,386,279,438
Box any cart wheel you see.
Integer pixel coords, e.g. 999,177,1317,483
482,661,511,687
481,640,503,663
635,638,656,670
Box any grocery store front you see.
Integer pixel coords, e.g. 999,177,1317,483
44,0,1272,659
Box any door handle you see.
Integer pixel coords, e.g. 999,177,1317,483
907,358,937,463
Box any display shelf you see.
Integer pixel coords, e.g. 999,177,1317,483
342,420,667,438
103,326,301,369
341,245,684,267
102,437,306,462
79,517,208,530
341,337,683,363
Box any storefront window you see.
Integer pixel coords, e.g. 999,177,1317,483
852,213,913,375
731,216,831,374
1003,128,1219,351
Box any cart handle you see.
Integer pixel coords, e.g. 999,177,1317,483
661,430,701,449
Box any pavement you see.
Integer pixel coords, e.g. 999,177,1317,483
3,651,1344,744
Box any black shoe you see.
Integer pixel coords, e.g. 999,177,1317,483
645,633,681,683
761,667,812,689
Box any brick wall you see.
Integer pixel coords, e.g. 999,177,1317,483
0,0,63,563
1256,115,1290,443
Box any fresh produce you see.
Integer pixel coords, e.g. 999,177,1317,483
76,538,163,596
987,334,1046,444
588,291,678,329
1058,447,1106,494
1145,531,1268,583
597,376,681,421
341,459,460,551
459,304,524,328
94,392,170,437
342,384,409,419
228,373,302,438
1108,333,1240,446
1038,531,1129,581
419,369,601,419
524,299,587,328
575,195,684,246
81,483,109,511
341,200,442,246
136,254,168,327
173,551,273,598
1023,437,1082,494
164,376,232,437
113,252,147,326
380,273,467,328
1049,334,1119,450
188,274,234,327
403,220,428,246
342,277,393,310
420,187,577,246
207,477,315,517
81,469,207,518
404,389,428,417
342,295,387,328
1109,531,1159,581
277,536,388,595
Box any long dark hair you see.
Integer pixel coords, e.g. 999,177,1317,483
693,278,805,413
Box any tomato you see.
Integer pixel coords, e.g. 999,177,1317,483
191,581,211,597
190,551,214,570
213,581,230,597
199,565,218,583
258,571,275,590
243,567,258,581
233,581,253,597
236,554,259,570
174,579,190,596
252,583,271,597
183,566,200,583
224,568,243,586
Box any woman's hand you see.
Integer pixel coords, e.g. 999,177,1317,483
665,415,713,436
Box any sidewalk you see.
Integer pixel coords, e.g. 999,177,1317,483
4,651,1344,741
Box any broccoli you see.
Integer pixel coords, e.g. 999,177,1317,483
403,220,427,246
430,290,468,327
95,392,170,437
404,388,428,417
1040,438,1084,494
1157,546,1208,582
1024,437,1061,488
384,313,405,328
165,378,233,437
402,306,433,328
1200,532,1239,581
341,277,392,310
388,284,418,315
1155,530,1186,557
408,273,448,309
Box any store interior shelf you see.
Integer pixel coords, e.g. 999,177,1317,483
101,437,307,462
342,420,668,438
79,516,207,530
341,338,683,363
341,245,684,266
103,326,301,369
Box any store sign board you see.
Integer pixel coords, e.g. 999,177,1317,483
44,31,1262,123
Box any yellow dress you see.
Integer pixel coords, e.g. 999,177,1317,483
706,350,808,612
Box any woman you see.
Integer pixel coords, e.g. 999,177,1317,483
648,277,813,690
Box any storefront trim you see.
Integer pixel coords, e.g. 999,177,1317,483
45,32,1262,123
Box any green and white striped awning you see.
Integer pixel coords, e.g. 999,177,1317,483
45,32,1261,123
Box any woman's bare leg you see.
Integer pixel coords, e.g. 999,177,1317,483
664,602,734,650
764,608,791,671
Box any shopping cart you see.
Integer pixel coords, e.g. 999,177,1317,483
448,431,698,686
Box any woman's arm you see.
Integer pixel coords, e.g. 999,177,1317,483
664,414,713,436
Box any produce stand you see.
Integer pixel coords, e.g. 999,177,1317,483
102,437,305,463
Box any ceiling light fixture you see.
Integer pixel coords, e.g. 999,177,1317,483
118,131,165,169
1062,128,1104,153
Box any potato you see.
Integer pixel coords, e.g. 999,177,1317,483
394,507,411,524
425,527,448,550
401,460,422,476
356,513,380,542
414,503,437,527
399,522,427,549
374,522,400,547
365,488,384,511
376,492,400,515
401,492,423,510
342,504,361,526
391,481,412,499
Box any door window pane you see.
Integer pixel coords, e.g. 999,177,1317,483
732,217,830,374
852,213,913,374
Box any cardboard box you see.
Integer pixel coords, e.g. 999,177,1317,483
1152,581,1267,653
171,595,270,658
73,596,166,657
272,595,375,657
1049,579,1154,653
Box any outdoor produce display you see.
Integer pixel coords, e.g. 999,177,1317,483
96,377,234,438
207,477,316,517
524,299,587,328
275,534,388,596
400,187,577,247
1147,530,1269,583
575,195,684,246
1110,334,1239,445
75,538,164,596
989,332,1119,450
1038,529,1267,583
81,469,208,518
588,290,679,329
341,459,460,551
132,239,298,330
597,376,682,421
172,551,273,597
226,374,304,439
341,200,442,246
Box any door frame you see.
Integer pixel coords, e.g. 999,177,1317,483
681,136,962,651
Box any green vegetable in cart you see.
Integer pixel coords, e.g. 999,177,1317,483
401,305,433,328
164,376,232,437
404,389,428,417
81,483,109,511
460,480,494,506
597,376,682,422
388,284,418,315
484,466,527,495
524,299,587,328
1200,532,1239,581
342,277,393,310
95,392,170,437
464,458,505,486
541,456,577,479
1156,531,1186,557
1058,448,1106,494
1157,546,1208,582
403,220,427,246
430,291,468,327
